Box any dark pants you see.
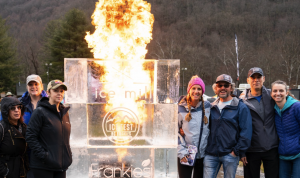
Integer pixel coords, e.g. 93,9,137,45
28,168,66,178
178,158,204,178
244,148,279,178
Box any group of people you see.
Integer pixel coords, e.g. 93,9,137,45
178,67,300,178
0,74,71,178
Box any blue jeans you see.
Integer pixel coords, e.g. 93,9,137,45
204,154,239,178
279,157,300,178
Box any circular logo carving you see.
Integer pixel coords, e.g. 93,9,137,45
102,107,140,144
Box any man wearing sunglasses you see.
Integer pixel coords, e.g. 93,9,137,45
204,74,252,178
240,67,279,178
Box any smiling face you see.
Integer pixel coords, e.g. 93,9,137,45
9,105,22,121
27,81,43,97
47,86,65,105
188,85,202,102
271,84,288,104
216,81,233,99
247,73,265,91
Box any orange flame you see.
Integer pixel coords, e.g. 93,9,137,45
85,0,154,162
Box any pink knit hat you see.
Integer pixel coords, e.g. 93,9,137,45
187,76,205,94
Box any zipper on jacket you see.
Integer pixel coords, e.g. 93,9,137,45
8,130,14,145
62,120,64,168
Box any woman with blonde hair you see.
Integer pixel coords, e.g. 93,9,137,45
177,75,210,178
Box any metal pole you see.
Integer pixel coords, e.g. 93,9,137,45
182,71,184,95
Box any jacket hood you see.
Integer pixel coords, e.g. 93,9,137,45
178,95,202,110
274,96,299,116
37,97,69,116
21,90,48,105
0,97,23,123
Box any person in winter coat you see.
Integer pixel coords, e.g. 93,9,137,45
271,80,300,178
26,80,71,178
178,75,211,178
240,68,279,178
20,74,48,125
0,97,28,178
204,74,252,178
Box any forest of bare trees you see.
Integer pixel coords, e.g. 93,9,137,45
0,0,300,91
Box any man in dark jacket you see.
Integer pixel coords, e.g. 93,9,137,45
240,67,279,178
204,74,252,178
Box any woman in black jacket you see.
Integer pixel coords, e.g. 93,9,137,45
0,97,28,178
26,80,71,178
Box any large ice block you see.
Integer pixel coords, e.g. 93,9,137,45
65,58,180,178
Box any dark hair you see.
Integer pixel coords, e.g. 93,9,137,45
271,80,297,99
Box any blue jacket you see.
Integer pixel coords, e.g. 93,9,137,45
178,96,211,159
274,96,300,156
206,97,252,157
19,91,48,125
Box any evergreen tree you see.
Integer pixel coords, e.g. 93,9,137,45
0,16,18,94
44,8,93,81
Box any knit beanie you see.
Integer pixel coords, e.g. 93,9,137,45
187,76,205,94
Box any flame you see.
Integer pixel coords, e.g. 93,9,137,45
85,0,154,60
85,0,154,162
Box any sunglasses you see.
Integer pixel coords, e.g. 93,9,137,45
9,105,23,111
217,84,231,88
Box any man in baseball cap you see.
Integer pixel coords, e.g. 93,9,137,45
20,74,48,125
240,67,279,178
204,74,252,178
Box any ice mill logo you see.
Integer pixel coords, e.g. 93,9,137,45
102,107,140,144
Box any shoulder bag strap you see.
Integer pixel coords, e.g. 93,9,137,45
196,109,205,155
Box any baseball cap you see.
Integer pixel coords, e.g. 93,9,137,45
5,92,13,97
47,80,67,91
248,67,264,77
216,74,233,83
26,74,42,85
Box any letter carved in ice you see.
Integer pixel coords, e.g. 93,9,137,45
103,107,140,144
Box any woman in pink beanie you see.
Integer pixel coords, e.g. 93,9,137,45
177,75,211,178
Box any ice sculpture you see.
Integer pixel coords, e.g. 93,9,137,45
65,58,179,178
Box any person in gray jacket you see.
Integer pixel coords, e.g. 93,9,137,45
178,75,211,178
240,67,279,178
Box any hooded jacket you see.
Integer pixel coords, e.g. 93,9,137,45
240,86,278,152
206,97,252,157
0,97,28,178
274,96,300,156
19,90,48,125
25,97,72,171
178,96,211,159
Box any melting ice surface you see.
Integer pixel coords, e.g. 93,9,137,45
65,58,180,178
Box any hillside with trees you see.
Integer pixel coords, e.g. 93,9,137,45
0,0,300,92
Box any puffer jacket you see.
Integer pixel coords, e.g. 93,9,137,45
19,91,48,125
240,86,278,152
206,97,252,157
178,96,211,159
25,97,72,171
274,96,300,156
0,97,28,178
